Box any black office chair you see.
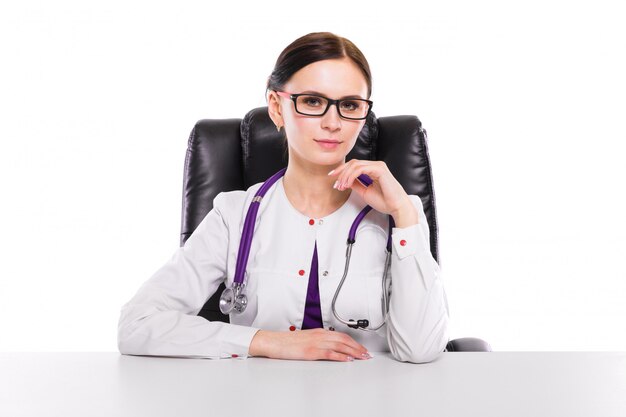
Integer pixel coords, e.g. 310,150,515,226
180,107,491,352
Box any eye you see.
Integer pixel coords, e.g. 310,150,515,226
302,96,322,106
340,100,361,111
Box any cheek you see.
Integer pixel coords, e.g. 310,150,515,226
294,116,318,132
285,117,316,141
347,121,366,140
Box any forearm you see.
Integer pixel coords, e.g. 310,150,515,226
386,255,449,363
386,197,449,363
118,301,259,358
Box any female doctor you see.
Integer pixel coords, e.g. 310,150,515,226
117,32,449,363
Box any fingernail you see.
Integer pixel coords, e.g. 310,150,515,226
346,356,354,361
361,353,371,359
333,181,338,189
328,169,335,176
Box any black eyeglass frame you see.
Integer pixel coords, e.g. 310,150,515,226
275,90,374,120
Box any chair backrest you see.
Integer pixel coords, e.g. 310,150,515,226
181,107,439,322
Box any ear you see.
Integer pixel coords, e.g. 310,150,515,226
266,90,284,128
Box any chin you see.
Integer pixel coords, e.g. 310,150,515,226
315,149,346,160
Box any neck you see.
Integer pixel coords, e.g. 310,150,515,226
282,161,351,219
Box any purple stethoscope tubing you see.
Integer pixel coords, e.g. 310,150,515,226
233,168,287,285
219,167,394,330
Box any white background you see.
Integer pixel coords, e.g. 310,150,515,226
1,0,624,352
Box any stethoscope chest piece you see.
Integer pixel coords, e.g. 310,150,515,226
219,282,247,314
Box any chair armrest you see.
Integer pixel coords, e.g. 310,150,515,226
446,337,492,352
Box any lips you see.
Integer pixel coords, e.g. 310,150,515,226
314,139,342,150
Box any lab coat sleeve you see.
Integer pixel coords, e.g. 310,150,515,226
385,194,450,363
117,192,260,359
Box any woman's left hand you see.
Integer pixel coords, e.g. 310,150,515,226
328,160,419,226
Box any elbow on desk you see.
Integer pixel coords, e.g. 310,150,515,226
117,320,139,356
117,322,157,356
388,319,449,364
117,334,134,356
117,306,152,356
390,343,446,364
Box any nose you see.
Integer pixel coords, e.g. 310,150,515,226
321,102,342,131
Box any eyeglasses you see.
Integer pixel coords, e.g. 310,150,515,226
275,90,373,120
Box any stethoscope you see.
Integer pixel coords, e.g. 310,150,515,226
219,167,395,331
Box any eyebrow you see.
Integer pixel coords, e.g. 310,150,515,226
300,90,365,100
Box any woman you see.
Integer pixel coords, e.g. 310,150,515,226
118,32,449,363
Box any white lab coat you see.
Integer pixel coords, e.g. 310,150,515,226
118,177,449,363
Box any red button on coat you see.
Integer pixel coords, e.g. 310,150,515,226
299,270,305,276
289,325,296,331
400,239,407,246
309,219,315,225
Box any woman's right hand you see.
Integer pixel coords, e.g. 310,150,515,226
249,329,371,361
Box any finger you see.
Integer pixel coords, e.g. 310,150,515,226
296,330,359,361
332,160,356,189
330,332,369,355
350,178,369,199
324,340,372,361
322,350,355,362
327,161,351,178
307,330,371,361
336,160,365,190
342,162,381,191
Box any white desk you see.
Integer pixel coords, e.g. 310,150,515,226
1,352,625,417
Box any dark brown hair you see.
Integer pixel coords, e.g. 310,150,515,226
266,32,372,99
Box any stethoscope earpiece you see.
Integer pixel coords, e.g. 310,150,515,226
347,319,370,329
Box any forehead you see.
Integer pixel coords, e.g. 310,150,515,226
285,58,368,99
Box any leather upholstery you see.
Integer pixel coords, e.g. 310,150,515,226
180,106,491,352
445,337,493,352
